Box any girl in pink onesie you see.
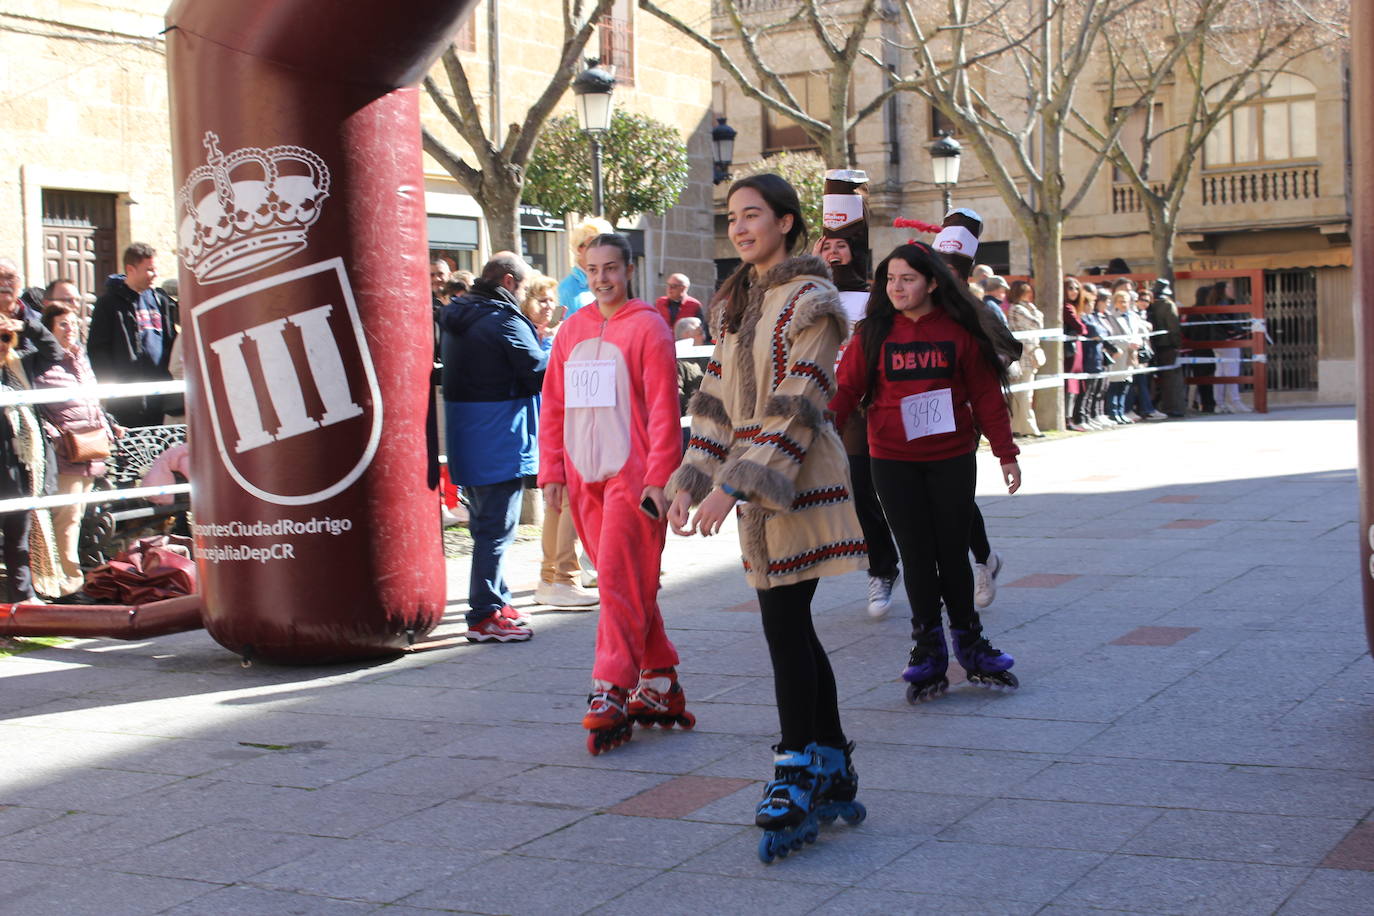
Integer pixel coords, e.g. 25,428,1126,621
538,233,690,754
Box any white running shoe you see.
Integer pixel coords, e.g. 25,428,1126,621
866,573,899,619
1232,401,1252,413
1216,403,1233,414
1146,410,1168,420
534,581,599,608
973,552,1002,609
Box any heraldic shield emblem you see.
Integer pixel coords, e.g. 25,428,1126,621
192,257,383,506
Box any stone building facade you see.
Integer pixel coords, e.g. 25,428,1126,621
708,1,1353,403
421,0,715,295
1,1,715,310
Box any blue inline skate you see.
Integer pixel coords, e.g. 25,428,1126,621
902,624,951,703
755,746,820,862
810,741,867,829
951,626,1018,690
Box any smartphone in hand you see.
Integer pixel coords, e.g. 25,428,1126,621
640,496,661,520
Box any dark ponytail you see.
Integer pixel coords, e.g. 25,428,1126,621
857,243,1009,408
712,173,809,336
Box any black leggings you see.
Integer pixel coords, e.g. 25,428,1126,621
969,503,990,565
758,578,845,753
871,452,982,637
848,451,898,579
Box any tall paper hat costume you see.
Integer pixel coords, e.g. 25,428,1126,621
822,169,872,292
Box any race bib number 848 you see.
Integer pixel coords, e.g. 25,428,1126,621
900,388,956,440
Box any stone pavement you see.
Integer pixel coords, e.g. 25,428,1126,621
1,406,1371,915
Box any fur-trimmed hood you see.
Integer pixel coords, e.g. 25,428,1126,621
756,254,832,291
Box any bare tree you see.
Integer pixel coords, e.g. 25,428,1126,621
887,0,1179,427
1078,0,1350,282
639,0,911,168
422,0,616,251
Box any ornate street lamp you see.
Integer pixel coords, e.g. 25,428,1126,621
572,59,616,217
711,117,737,185
928,130,963,214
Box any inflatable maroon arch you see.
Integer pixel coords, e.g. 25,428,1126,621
1357,0,1374,657
165,0,477,663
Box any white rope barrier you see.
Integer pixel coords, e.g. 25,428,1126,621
0,379,186,408
0,483,191,515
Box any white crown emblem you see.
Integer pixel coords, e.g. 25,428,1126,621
177,132,331,285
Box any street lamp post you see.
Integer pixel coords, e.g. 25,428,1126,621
572,59,616,217
928,130,963,214
711,117,737,185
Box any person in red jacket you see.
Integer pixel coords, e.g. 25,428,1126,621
831,242,1023,702
653,274,705,333
539,233,690,754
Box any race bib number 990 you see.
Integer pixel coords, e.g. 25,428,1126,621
565,359,617,408
900,388,956,440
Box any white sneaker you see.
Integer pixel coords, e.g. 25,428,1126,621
973,552,1002,609
1216,403,1232,414
534,581,599,608
1146,410,1168,420
866,573,899,619
1233,401,1252,413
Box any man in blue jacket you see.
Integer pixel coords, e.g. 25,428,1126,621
441,251,547,643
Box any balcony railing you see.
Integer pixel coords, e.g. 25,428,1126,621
1201,166,1320,206
1111,181,1165,214
713,0,798,15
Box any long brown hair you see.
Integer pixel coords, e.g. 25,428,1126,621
857,243,1009,408
713,174,808,335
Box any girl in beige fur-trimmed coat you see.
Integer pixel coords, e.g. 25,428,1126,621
666,174,867,843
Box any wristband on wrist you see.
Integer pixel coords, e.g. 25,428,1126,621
719,482,744,500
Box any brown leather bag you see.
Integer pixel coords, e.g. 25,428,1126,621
60,425,112,463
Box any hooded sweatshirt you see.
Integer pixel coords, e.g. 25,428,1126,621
538,298,680,491
830,308,1018,465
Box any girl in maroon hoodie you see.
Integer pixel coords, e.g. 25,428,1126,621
831,242,1022,701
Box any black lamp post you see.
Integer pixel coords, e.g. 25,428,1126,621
711,117,737,185
572,59,616,217
928,130,963,214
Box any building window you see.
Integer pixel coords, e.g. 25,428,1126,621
428,214,480,274
1111,103,1164,182
763,72,832,154
599,0,634,86
976,241,1010,277
1204,72,1317,168
930,104,957,140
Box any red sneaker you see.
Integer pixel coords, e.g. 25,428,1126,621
465,613,532,643
498,604,532,627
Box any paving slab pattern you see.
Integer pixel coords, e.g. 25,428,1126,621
1,406,1370,914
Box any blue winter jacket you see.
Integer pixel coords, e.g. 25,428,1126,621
440,281,548,487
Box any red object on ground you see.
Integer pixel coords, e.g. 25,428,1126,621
164,0,478,663
0,595,204,640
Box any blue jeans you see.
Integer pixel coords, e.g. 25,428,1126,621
464,477,524,626
1106,381,1128,418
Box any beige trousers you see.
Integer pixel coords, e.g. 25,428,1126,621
52,472,94,591
540,490,580,586
1011,370,1041,436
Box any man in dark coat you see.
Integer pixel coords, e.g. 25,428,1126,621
440,251,547,644
87,243,178,428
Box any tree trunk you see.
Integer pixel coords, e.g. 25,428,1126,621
1030,214,1066,432
1145,196,1179,285
484,183,522,253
